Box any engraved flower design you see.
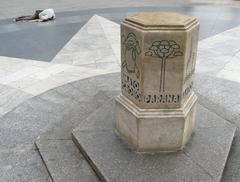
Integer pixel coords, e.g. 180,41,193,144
145,40,183,92
122,33,141,78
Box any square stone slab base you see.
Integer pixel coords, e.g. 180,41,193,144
115,93,197,152
72,98,236,182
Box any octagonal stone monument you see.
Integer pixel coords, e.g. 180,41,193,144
115,12,200,152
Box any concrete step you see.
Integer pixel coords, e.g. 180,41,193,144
34,73,120,182
35,89,119,182
72,98,236,182
35,138,99,182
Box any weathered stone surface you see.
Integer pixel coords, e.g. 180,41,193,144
120,12,199,108
125,12,196,28
115,93,197,152
116,12,200,152
72,99,236,182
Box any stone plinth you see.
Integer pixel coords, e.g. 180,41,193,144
72,98,236,182
116,12,200,152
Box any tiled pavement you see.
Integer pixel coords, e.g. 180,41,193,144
1,5,240,182
0,0,240,21
1,6,240,61
1,10,240,119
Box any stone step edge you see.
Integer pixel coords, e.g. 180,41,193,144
35,137,101,182
72,134,104,181
33,91,119,182
35,139,54,182
219,130,237,181
71,98,118,182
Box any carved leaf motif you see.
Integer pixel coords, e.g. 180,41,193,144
150,45,158,51
145,51,154,56
145,40,183,60
174,51,183,56
172,44,180,49
153,41,161,46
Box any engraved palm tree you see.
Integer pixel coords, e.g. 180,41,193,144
145,40,183,92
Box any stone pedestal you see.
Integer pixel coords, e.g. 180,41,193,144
115,12,200,152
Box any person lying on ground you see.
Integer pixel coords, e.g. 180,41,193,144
15,9,56,22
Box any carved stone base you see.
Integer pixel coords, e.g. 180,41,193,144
115,93,197,152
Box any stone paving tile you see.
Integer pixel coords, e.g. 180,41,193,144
0,98,62,149
96,15,120,63
184,126,235,180
0,59,115,96
0,83,33,117
197,25,240,77
85,72,121,91
19,67,113,96
216,53,240,84
0,148,51,182
36,139,99,182
0,66,43,85
38,91,113,140
119,152,213,182
0,22,84,62
50,66,119,85
52,15,119,71
194,73,240,128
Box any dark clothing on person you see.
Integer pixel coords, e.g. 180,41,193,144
15,10,43,22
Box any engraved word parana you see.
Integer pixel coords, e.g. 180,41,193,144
144,94,180,104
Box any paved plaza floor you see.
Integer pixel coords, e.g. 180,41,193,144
0,1,240,182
